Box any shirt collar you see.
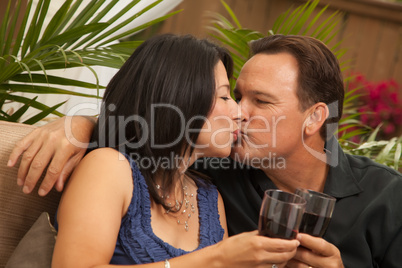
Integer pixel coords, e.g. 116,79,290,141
323,136,363,198
248,136,363,199
248,167,277,198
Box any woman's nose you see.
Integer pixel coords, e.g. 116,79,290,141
233,99,249,122
230,99,242,121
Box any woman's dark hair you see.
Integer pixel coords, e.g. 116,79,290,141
250,34,344,139
91,34,233,208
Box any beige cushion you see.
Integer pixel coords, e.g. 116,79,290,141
5,212,57,268
0,121,62,267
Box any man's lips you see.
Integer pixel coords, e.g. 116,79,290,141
232,129,240,141
238,130,247,137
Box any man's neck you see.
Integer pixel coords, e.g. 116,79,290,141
261,141,329,193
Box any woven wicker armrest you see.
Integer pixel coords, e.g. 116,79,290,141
0,121,61,267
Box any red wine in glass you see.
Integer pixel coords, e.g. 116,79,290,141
295,188,335,237
259,215,298,240
259,190,306,240
299,212,331,237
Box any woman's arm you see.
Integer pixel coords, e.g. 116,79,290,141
52,147,133,268
217,192,228,239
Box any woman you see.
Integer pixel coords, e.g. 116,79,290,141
15,34,300,268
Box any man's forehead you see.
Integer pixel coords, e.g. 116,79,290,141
244,52,297,70
240,53,297,81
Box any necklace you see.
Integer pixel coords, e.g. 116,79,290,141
156,184,196,231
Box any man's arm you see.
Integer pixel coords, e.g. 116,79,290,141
7,116,96,196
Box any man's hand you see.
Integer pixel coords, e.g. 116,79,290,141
7,116,96,196
285,233,344,268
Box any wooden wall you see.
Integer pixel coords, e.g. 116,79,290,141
2,0,400,85
158,0,402,86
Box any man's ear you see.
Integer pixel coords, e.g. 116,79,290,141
304,102,329,136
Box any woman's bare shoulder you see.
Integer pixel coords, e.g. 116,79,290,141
70,148,133,189
79,148,131,171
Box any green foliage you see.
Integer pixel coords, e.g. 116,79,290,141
208,0,401,170
0,0,181,124
341,128,402,170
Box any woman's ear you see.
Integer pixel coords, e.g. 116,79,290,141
304,102,329,136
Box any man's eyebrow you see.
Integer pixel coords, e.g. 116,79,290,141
234,88,277,99
250,90,276,99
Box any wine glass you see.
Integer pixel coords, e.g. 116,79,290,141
258,189,306,240
295,188,336,237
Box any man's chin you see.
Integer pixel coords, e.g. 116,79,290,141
230,146,246,161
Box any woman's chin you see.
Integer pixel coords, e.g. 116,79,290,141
212,147,232,159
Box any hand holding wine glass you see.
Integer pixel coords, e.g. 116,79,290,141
258,190,306,240
286,233,344,268
295,189,336,237
286,190,341,268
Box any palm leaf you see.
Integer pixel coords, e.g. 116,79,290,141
107,41,144,54
71,0,119,49
53,0,83,36
21,0,43,57
339,129,370,141
220,0,242,29
6,96,39,122
97,8,182,47
2,0,22,62
1,0,181,124
23,101,66,125
1,84,101,98
64,0,100,32
0,0,12,55
11,0,33,58
272,9,290,34
10,74,105,89
40,0,73,44
31,0,51,52
62,0,112,49
3,94,63,117
205,11,235,30
277,3,307,34
45,23,110,46
85,0,147,47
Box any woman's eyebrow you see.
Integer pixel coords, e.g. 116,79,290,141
217,84,231,92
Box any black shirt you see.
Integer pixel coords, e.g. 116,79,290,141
192,138,402,268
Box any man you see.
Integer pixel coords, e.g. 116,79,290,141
8,35,402,267
195,35,402,267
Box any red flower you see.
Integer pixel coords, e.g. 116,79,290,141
345,72,401,138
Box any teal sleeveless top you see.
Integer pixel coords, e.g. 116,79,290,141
110,155,224,264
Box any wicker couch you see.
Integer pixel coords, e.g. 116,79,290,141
0,121,62,267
